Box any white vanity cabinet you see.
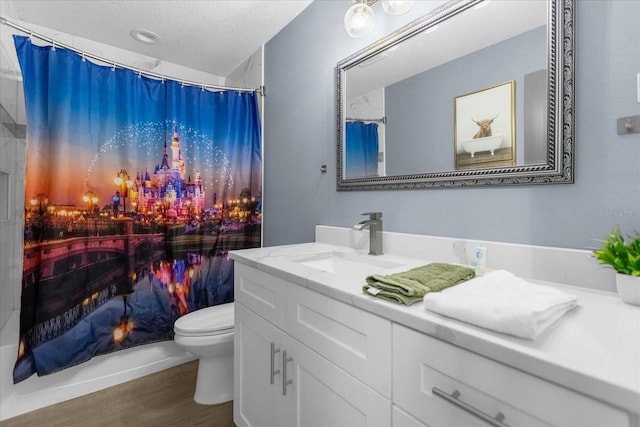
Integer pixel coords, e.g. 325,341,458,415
393,324,631,427
234,263,392,427
234,260,635,427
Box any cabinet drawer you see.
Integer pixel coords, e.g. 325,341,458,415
234,264,286,329
393,324,629,427
286,284,392,398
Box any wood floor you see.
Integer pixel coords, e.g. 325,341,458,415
0,361,235,427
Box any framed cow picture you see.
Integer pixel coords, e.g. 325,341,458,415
454,81,515,170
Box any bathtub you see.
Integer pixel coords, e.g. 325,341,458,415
0,310,194,421
461,134,504,157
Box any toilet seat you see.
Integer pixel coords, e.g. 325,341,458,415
174,302,234,337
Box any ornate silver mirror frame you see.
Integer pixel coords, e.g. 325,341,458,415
336,0,575,190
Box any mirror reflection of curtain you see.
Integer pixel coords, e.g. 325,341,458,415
345,121,378,178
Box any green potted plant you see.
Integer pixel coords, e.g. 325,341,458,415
593,226,640,305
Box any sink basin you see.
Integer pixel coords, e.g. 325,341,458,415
292,251,405,275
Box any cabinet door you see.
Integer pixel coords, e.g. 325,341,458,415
284,336,391,427
234,302,287,427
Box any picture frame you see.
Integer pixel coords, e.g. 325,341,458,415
454,81,515,170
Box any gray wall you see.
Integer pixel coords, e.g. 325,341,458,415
264,0,640,251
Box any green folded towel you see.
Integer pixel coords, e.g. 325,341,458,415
363,263,476,305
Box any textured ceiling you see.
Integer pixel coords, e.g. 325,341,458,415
1,0,312,77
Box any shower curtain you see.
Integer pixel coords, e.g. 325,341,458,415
13,36,262,383
345,121,378,179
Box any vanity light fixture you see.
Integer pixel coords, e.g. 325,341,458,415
344,0,414,38
130,29,160,44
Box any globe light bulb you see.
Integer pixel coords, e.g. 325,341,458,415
344,2,375,38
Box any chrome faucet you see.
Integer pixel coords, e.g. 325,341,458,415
353,212,383,255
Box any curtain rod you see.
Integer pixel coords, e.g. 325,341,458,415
346,116,387,124
0,16,263,95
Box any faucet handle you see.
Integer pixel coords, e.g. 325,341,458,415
361,212,382,220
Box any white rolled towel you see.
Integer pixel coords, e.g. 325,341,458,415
423,270,577,340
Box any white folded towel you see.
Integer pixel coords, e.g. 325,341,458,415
423,270,577,340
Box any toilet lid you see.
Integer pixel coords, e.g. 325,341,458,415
174,302,234,336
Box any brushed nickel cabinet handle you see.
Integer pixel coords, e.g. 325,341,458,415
433,387,510,427
282,350,293,396
270,342,280,385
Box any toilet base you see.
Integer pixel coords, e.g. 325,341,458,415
193,354,234,405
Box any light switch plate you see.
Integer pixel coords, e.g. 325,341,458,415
616,115,640,135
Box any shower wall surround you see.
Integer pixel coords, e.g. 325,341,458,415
0,28,27,330
0,135,25,331
264,0,640,250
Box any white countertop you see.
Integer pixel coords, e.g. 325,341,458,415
230,242,640,414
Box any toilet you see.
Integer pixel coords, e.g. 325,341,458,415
173,302,234,405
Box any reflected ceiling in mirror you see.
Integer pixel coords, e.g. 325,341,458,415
337,0,575,190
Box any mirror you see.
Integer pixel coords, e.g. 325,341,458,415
337,0,575,190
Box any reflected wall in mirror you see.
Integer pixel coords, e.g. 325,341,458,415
337,0,575,190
